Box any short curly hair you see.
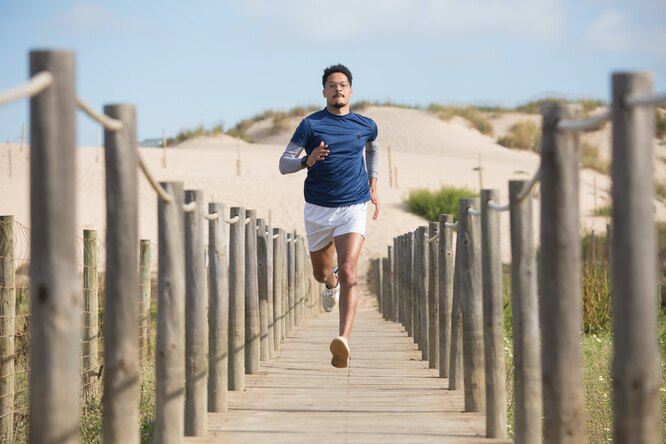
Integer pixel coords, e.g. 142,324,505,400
322,64,352,87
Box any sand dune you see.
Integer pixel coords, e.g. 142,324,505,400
0,106,657,278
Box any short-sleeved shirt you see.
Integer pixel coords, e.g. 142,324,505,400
290,108,378,208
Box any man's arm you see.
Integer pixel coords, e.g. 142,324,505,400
365,140,380,220
279,142,307,174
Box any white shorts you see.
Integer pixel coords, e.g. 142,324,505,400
304,202,368,252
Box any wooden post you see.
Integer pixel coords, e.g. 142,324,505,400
375,258,383,314
245,210,260,374
82,229,99,395
509,180,542,444
228,207,246,390
287,233,295,334
480,189,507,438
208,203,228,412
139,240,152,363
540,103,585,443
459,198,485,411
384,257,392,320
281,230,288,340
155,181,186,443
449,215,465,390
0,216,15,441
406,232,415,338
265,224,275,358
436,215,454,379
184,189,207,436
103,104,140,443
415,227,429,358
387,245,395,321
28,50,79,444
294,235,304,326
273,228,284,351
428,222,439,369
257,218,270,361
611,72,661,443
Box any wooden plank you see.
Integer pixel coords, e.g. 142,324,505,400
185,301,511,444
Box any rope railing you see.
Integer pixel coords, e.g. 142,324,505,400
624,91,666,107
77,98,174,204
183,202,196,213
425,232,439,243
487,200,509,212
557,110,611,132
0,72,54,106
226,215,240,224
204,212,219,221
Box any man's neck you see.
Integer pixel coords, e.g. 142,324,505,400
326,105,350,116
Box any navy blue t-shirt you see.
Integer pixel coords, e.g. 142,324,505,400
291,108,378,208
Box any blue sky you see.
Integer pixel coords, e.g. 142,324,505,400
1,0,664,146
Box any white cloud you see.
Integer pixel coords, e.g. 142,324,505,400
230,0,566,43
51,3,144,36
584,9,666,57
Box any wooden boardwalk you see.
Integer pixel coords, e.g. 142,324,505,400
185,301,512,444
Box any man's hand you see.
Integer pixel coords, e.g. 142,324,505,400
369,178,379,220
307,141,329,167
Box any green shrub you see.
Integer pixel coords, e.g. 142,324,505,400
497,121,540,151
404,186,479,221
427,104,494,135
515,97,605,114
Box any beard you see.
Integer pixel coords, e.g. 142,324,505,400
332,96,346,108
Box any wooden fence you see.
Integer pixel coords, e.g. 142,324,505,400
0,49,322,443
371,74,663,444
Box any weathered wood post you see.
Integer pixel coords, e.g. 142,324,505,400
449,217,464,390
29,49,80,444
287,233,295,334
245,210,260,374
382,257,391,320
139,239,152,362
208,202,228,413
294,235,304,326
406,232,415,338
509,180,542,444
611,72,661,443
280,229,288,341
391,239,398,322
229,207,246,390
416,227,429,357
257,218,270,361
459,198,484,411
265,224,275,358
82,229,99,394
155,181,186,443
438,214,454,378
540,103,585,442
272,228,284,351
0,216,15,441
480,189,507,438
103,103,140,443
427,221,439,369
184,189,207,436
375,258,383,315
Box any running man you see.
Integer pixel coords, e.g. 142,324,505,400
279,63,380,368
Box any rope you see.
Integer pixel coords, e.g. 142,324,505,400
205,213,219,221
245,217,251,225
624,92,666,107
77,97,173,203
487,200,510,212
444,221,458,229
557,111,611,132
516,166,541,202
272,233,279,239
467,208,481,216
183,202,196,213
426,232,440,243
77,99,123,132
0,72,54,106
226,215,240,224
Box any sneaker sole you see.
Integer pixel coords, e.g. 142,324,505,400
330,337,350,368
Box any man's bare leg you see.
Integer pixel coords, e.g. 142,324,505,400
333,233,365,338
308,241,338,289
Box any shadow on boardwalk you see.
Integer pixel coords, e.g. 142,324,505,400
185,301,511,444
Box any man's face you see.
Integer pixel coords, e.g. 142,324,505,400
323,72,352,109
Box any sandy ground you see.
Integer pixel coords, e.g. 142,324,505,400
0,106,657,281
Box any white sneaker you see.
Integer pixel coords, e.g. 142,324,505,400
321,268,339,312
330,336,350,368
